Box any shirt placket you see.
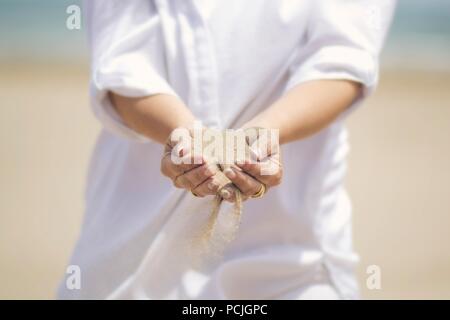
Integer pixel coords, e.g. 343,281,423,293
178,0,222,129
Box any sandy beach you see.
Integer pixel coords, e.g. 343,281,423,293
0,63,449,299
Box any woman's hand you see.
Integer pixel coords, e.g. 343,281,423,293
222,79,361,201
160,127,232,198
108,93,235,198
223,127,283,201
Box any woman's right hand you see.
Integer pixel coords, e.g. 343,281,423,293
160,127,230,198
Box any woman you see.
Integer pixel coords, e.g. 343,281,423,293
59,0,396,299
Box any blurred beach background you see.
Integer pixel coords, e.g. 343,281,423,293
0,0,449,299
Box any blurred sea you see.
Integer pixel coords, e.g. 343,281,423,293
0,0,86,64
0,0,449,70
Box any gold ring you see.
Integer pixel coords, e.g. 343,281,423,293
251,183,266,199
191,189,200,197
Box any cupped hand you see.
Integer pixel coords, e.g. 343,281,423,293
160,126,234,198
223,127,283,201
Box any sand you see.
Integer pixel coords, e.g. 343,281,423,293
0,63,449,299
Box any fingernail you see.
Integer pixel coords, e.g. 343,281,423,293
224,168,236,179
221,189,231,199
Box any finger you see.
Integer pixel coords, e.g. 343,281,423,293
219,184,238,203
173,173,190,189
174,152,206,173
192,176,220,197
166,126,194,149
160,154,179,178
248,136,279,160
222,187,248,203
180,163,219,190
244,127,279,159
192,172,237,199
162,152,204,179
223,166,261,197
237,158,282,186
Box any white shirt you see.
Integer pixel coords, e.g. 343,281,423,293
59,0,395,299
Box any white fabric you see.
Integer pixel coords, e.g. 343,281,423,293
58,0,395,299
277,284,340,300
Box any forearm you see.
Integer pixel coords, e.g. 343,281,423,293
243,80,362,145
109,92,196,144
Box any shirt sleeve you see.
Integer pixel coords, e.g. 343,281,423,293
83,0,179,142
285,0,396,113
